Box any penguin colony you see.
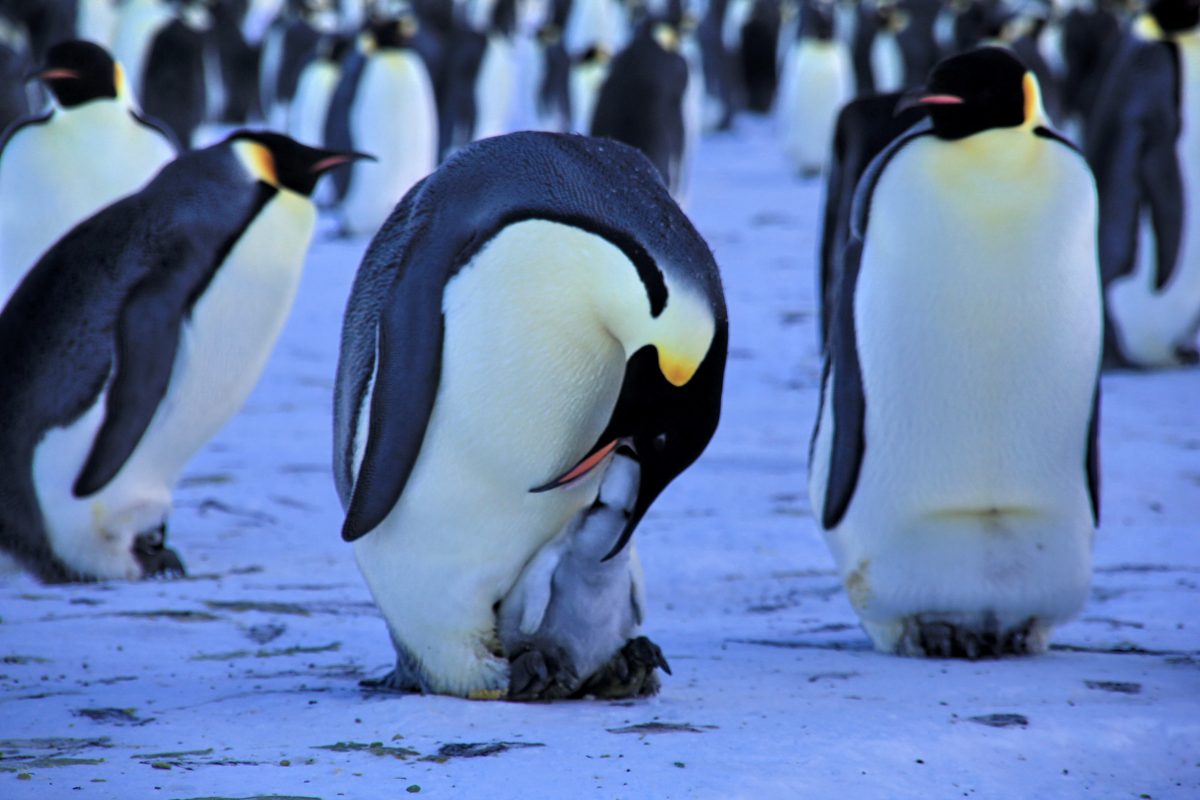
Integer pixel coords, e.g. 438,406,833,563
0,0,1194,700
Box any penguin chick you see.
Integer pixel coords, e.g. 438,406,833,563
0,39,176,305
0,130,368,583
500,452,671,701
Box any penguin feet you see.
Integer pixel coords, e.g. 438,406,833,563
894,614,1044,659
506,645,581,701
575,636,671,700
132,524,185,579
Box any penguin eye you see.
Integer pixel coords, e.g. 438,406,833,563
653,434,668,452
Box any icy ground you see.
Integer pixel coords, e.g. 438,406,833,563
1,119,1197,799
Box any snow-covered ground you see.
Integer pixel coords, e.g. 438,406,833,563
1,119,1197,799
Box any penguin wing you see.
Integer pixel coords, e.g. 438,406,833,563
131,109,183,154
0,109,53,159
72,258,192,497
341,264,444,541
1086,383,1100,526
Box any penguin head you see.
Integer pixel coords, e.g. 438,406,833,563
534,248,725,561
225,130,375,196
1147,0,1200,33
896,46,1045,140
33,40,124,109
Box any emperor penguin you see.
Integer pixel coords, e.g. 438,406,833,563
0,131,367,583
778,0,852,178
500,452,672,700
1086,0,1200,367
809,47,1102,657
333,131,728,699
0,40,177,306
324,15,437,237
590,21,690,199
138,4,209,149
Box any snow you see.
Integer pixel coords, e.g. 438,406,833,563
1,119,1198,799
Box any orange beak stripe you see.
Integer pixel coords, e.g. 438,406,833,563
530,439,621,492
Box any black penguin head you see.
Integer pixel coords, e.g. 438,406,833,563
1148,0,1200,33
225,130,375,196
33,40,122,109
799,0,836,41
896,46,1042,140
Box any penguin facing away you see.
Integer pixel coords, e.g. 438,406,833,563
590,21,690,198
1086,0,1200,367
333,131,727,699
500,452,671,701
0,40,177,305
809,47,1102,657
778,0,851,178
139,10,208,149
0,131,366,583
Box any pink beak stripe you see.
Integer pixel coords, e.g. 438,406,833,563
533,439,621,492
920,94,965,105
39,68,81,81
309,155,353,173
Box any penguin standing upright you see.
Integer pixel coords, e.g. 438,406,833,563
809,47,1102,657
468,0,519,140
139,6,208,148
333,131,727,699
778,0,851,177
0,131,365,583
590,21,690,198
0,40,177,305
110,0,174,106
288,32,351,147
1087,0,1200,367
325,15,437,236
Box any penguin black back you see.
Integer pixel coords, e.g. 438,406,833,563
335,132,728,542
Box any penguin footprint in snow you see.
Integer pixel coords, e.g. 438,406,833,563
500,453,669,701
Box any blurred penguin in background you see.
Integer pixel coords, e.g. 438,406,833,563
739,0,781,113
138,2,209,148
260,0,338,129
0,40,176,304
466,0,519,140
1087,0,1200,367
591,17,689,199
324,8,437,236
1058,1,1123,135
288,30,352,148
111,0,174,106
778,0,850,177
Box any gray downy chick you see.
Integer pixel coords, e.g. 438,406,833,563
499,452,671,700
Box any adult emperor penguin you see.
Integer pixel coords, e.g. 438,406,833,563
809,47,1102,657
778,0,851,178
324,14,437,236
0,131,366,582
590,20,690,198
500,452,671,700
333,131,727,699
1086,0,1200,367
0,40,176,306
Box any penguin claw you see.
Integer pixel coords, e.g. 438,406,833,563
897,615,1039,659
133,525,186,579
359,668,424,695
506,647,579,701
575,636,669,700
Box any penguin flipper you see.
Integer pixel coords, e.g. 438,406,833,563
821,237,867,530
73,269,187,498
1086,383,1101,526
341,267,444,542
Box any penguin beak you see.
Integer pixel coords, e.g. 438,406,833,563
530,437,635,493
28,67,80,83
895,90,965,116
309,151,375,174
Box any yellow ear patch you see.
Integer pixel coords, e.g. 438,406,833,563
1022,71,1041,128
653,23,679,52
659,349,700,387
114,63,127,98
234,140,279,187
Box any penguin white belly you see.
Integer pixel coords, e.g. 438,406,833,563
675,40,704,208
1108,33,1200,364
570,61,607,134
819,131,1101,650
0,104,174,303
287,60,339,147
565,0,616,57
33,191,315,580
340,53,437,236
870,32,904,93
781,40,852,175
473,35,516,141
352,220,631,696
507,31,544,132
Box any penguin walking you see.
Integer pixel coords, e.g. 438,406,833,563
333,131,727,699
809,47,1102,657
500,452,671,700
0,131,365,583
324,16,437,237
1086,0,1200,367
778,0,851,178
590,21,690,198
0,40,176,305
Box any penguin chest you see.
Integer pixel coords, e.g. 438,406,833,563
127,190,316,481
357,220,632,603
855,132,1101,514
